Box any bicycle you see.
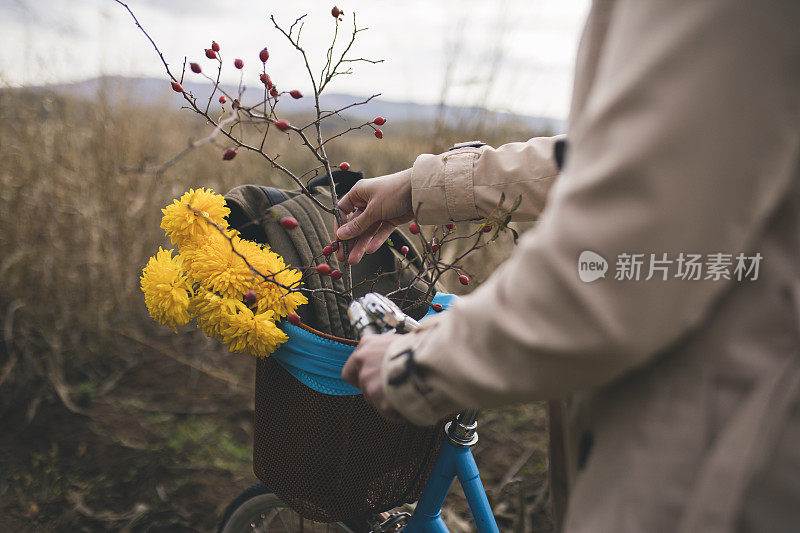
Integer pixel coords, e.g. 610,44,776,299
218,294,500,533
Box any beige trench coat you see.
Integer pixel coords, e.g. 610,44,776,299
380,1,800,531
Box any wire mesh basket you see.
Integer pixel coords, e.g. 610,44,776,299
252,326,446,523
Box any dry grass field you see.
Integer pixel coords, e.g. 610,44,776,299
0,86,554,532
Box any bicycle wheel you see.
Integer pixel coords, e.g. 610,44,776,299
218,483,356,533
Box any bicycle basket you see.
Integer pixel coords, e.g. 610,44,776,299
224,176,451,522
253,296,455,523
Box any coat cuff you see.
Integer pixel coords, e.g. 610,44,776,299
410,135,566,225
380,325,453,426
411,147,484,225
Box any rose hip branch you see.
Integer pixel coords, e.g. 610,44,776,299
117,2,524,314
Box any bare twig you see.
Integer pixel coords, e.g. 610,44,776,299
0,300,24,389
301,93,381,130
493,443,539,495
115,329,243,388
68,490,150,524
116,4,518,320
116,1,331,213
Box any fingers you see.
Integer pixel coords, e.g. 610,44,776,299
336,182,370,243
334,174,411,263
347,220,382,264
336,220,399,264
335,207,372,263
341,349,362,387
337,182,367,216
343,335,406,422
365,222,396,255
337,206,377,241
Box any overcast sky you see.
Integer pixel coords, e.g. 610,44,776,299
1,0,589,119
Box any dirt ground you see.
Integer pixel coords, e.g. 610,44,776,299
0,338,554,532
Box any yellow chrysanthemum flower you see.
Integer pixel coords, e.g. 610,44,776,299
185,231,304,310
189,288,238,340
189,288,290,357
140,247,192,331
179,227,239,277
254,268,307,318
236,239,308,317
144,187,306,358
183,232,261,299
161,188,230,248
220,307,288,358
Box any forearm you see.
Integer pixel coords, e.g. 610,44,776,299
411,135,565,225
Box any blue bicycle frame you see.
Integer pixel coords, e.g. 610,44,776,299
402,410,499,533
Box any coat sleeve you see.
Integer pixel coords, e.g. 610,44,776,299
410,135,565,224
382,0,800,425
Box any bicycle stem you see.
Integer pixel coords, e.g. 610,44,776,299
446,409,480,447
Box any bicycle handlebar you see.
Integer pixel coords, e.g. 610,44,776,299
348,293,420,338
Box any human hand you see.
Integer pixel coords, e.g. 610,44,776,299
336,168,413,264
342,334,404,422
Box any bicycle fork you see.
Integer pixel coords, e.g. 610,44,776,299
403,410,499,533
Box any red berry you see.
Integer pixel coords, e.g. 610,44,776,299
211,41,220,52
316,263,332,276
260,73,271,86
219,95,227,104
244,289,257,306
400,245,409,255
234,58,244,69
287,312,301,326
279,216,298,230
222,147,237,160
431,243,440,252
483,225,492,233
445,223,455,230
374,128,383,139
171,81,183,93
409,222,420,234
322,245,334,256
373,116,386,126
459,274,470,285
330,269,342,280
431,303,444,312
338,161,350,171
329,241,340,252
205,48,216,59
190,62,201,74
270,87,279,97
289,89,303,99
259,47,269,63
274,119,291,132
331,6,342,17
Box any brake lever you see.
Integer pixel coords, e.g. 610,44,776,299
348,293,420,338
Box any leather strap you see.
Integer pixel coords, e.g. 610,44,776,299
258,185,288,206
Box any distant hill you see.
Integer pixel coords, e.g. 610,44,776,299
12,76,564,133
